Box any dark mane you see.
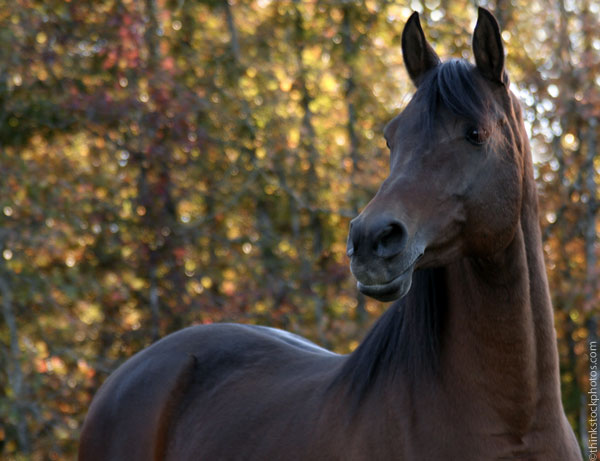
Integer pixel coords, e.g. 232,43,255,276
416,59,496,135
334,267,447,401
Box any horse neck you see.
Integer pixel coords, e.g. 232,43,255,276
442,159,563,432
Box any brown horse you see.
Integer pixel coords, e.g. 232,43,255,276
79,9,582,460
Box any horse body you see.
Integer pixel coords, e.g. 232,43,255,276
79,8,582,460
80,318,578,460
80,324,338,459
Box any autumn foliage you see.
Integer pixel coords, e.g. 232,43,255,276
0,0,598,458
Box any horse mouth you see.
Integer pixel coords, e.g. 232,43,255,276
357,265,415,302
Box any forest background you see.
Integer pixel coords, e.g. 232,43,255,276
0,0,598,458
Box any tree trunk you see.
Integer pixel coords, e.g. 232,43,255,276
293,1,327,344
0,273,30,453
341,4,367,324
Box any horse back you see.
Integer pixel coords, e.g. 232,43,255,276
78,324,341,460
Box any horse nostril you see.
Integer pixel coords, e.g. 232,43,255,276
346,243,355,258
346,236,355,257
374,221,407,259
347,219,360,257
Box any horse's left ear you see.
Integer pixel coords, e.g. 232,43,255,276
402,12,440,86
472,7,507,85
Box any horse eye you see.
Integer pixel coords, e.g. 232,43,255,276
465,127,488,145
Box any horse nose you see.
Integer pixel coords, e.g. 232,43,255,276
347,217,407,259
372,219,408,259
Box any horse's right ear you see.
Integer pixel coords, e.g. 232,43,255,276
402,12,440,87
473,7,506,85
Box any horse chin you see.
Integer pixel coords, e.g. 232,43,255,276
356,266,414,302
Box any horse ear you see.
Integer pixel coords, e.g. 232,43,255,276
473,7,506,85
401,12,440,86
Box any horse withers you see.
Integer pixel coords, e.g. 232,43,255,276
79,8,582,460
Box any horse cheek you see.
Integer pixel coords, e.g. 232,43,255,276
464,166,522,257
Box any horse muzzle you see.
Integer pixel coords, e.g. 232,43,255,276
355,263,416,302
347,215,423,302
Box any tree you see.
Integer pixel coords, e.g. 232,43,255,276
0,1,596,457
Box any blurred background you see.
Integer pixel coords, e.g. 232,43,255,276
0,0,598,458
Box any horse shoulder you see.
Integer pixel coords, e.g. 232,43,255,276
79,330,199,461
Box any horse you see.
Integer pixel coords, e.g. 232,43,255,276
79,8,582,460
